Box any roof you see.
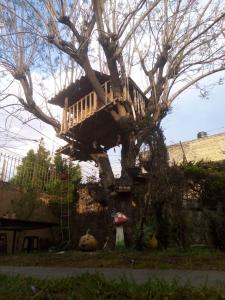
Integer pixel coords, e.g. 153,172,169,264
49,71,110,108
0,217,59,231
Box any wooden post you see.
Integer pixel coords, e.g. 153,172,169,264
110,82,113,102
90,93,93,114
140,95,145,116
126,78,131,103
72,104,75,125
80,99,83,121
104,81,107,104
61,108,64,133
1,159,6,181
68,107,71,128
64,97,68,132
133,87,137,111
123,85,126,101
12,230,17,254
76,103,78,124
93,92,97,111
85,96,87,118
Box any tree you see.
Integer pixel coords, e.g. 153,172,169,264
12,139,81,193
45,152,81,196
11,139,51,190
1,1,225,211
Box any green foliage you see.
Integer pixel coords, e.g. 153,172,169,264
134,217,163,251
45,153,81,197
11,141,81,196
183,161,225,209
183,164,207,180
206,210,225,250
156,213,171,249
0,273,225,300
11,140,51,190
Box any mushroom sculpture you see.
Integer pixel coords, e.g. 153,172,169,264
112,211,128,249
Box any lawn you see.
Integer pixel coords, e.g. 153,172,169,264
0,273,225,300
1,248,225,270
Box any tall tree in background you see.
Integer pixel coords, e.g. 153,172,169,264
1,1,225,207
12,140,81,193
11,139,51,189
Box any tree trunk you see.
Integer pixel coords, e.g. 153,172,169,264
98,34,122,98
81,57,106,105
90,152,115,200
121,133,137,181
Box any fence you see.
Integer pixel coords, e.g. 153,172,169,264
0,152,66,192
0,152,21,182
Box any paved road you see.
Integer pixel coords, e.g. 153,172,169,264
1,266,225,286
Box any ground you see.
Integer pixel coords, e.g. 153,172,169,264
1,248,225,299
1,248,225,270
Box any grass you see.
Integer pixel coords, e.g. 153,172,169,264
1,247,225,270
0,273,225,300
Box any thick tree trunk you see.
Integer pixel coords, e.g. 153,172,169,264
82,58,106,105
90,152,115,200
121,133,137,181
102,41,122,97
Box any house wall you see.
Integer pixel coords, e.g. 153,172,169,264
0,182,22,218
0,182,58,253
168,132,225,164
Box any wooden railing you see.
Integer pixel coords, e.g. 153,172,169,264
131,86,146,118
60,79,146,134
61,80,114,133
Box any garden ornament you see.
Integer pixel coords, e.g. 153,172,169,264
111,209,128,249
78,229,98,251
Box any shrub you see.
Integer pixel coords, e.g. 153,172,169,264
206,210,225,250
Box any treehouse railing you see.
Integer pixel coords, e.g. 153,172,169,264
61,80,114,133
60,79,146,134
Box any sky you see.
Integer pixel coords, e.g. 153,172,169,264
162,75,225,145
0,72,225,180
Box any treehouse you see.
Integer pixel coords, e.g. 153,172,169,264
49,71,147,161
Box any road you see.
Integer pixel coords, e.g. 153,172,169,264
1,266,225,286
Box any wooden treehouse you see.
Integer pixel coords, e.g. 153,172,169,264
49,71,147,161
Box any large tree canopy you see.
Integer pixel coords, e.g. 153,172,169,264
0,0,225,196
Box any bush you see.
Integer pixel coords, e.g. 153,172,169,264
207,210,225,250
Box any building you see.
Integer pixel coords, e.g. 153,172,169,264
167,131,225,165
0,182,58,254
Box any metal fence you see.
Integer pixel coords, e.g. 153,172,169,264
0,152,59,191
0,152,22,182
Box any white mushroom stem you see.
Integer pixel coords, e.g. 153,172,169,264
115,225,125,249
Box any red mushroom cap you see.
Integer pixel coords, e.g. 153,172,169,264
113,212,128,225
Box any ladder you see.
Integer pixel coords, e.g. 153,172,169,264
60,177,71,248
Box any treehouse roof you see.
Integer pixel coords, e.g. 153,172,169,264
49,71,110,108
